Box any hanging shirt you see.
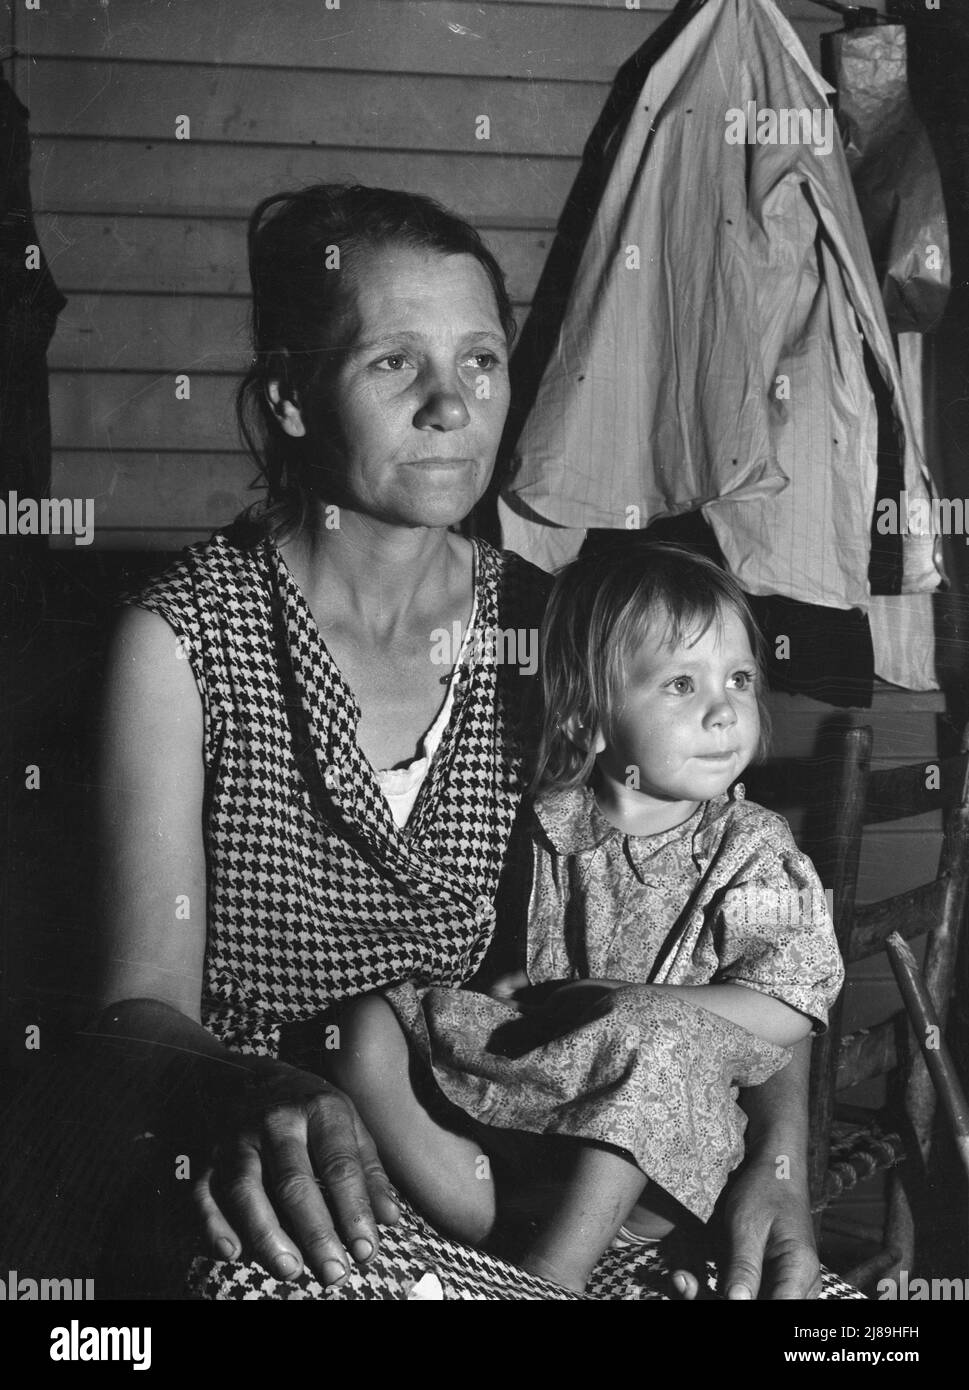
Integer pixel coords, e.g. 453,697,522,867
500,0,941,612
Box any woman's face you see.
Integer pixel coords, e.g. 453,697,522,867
287,246,511,530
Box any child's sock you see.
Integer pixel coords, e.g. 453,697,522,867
611,1224,663,1250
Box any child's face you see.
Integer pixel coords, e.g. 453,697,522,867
596,607,761,814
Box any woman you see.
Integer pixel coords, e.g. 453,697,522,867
95,184,821,1299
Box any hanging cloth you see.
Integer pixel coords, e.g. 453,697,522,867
823,22,950,335
500,0,942,613
0,74,66,503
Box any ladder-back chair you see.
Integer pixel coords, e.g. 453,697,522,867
808,723,969,1292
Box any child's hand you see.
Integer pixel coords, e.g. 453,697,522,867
487,975,624,1009
487,970,531,1006
486,976,621,1058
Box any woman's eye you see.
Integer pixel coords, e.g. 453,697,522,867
375,353,411,372
465,351,501,371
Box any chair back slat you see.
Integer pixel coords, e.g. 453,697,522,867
862,752,969,825
836,1015,900,1092
847,881,948,964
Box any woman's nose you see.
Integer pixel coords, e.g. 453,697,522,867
413,373,471,431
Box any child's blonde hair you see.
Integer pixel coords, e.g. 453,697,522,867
532,542,770,795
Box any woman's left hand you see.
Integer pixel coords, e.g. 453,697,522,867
668,1153,820,1301
716,1152,821,1299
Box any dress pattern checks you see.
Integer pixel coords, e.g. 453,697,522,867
128,529,546,1057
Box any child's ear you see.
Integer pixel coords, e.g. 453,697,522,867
562,715,606,756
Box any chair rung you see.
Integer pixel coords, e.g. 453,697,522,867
815,1128,905,1211
823,1214,886,1241
843,1247,905,1292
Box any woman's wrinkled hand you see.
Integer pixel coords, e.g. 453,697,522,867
192,1059,401,1287
669,1152,821,1301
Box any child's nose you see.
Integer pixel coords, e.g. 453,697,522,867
706,694,738,727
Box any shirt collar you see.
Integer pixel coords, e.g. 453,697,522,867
534,784,740,863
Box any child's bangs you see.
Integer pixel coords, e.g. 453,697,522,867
609,582,724,680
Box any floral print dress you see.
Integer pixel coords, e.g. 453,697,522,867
387,784,844,1221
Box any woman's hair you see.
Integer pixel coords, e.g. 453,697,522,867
235,184,516,542
532,541,770,795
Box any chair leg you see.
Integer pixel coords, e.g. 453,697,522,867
883,1173,915,1286
843,1172,913,1295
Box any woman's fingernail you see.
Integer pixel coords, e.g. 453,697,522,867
274,1253,300,1278
322,1259,349,1285
216,1237,238,1260
672,1273,688,1293
727,1283,752,1300
350,1238,373,1262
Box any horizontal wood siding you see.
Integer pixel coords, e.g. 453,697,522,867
15,0,834,546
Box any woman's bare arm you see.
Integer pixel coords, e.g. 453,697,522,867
98,605,208,1016
95,606,399,1284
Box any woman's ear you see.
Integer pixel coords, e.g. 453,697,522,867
562,715,606,756
266,379,307,438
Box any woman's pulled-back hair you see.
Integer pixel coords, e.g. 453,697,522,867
532,542,769,795
235,184,516,543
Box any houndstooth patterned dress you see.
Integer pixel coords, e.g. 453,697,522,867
128,528,547,1058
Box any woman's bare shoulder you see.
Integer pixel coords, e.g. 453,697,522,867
104,603,203,712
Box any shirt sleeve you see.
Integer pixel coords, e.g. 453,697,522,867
712,821,844,1033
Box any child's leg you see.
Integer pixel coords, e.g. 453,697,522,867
508,1142,651,1293
322,992,496,1245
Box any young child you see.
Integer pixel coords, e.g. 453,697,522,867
324,543,844,1293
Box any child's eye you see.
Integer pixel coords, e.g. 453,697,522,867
668,676,694,694
729,669,758,691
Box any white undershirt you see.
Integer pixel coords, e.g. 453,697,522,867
375,584,480,829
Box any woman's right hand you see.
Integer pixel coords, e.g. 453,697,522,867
193,1058,402,1286
98,611,400,1288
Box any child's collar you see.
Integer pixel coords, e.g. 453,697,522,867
534,784,741,857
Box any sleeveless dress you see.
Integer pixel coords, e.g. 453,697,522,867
127,527,548,1059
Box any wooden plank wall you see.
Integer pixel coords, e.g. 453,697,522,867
5,0,834,549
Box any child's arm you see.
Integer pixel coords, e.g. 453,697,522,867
490,974,810,1046
637,981,811,1047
